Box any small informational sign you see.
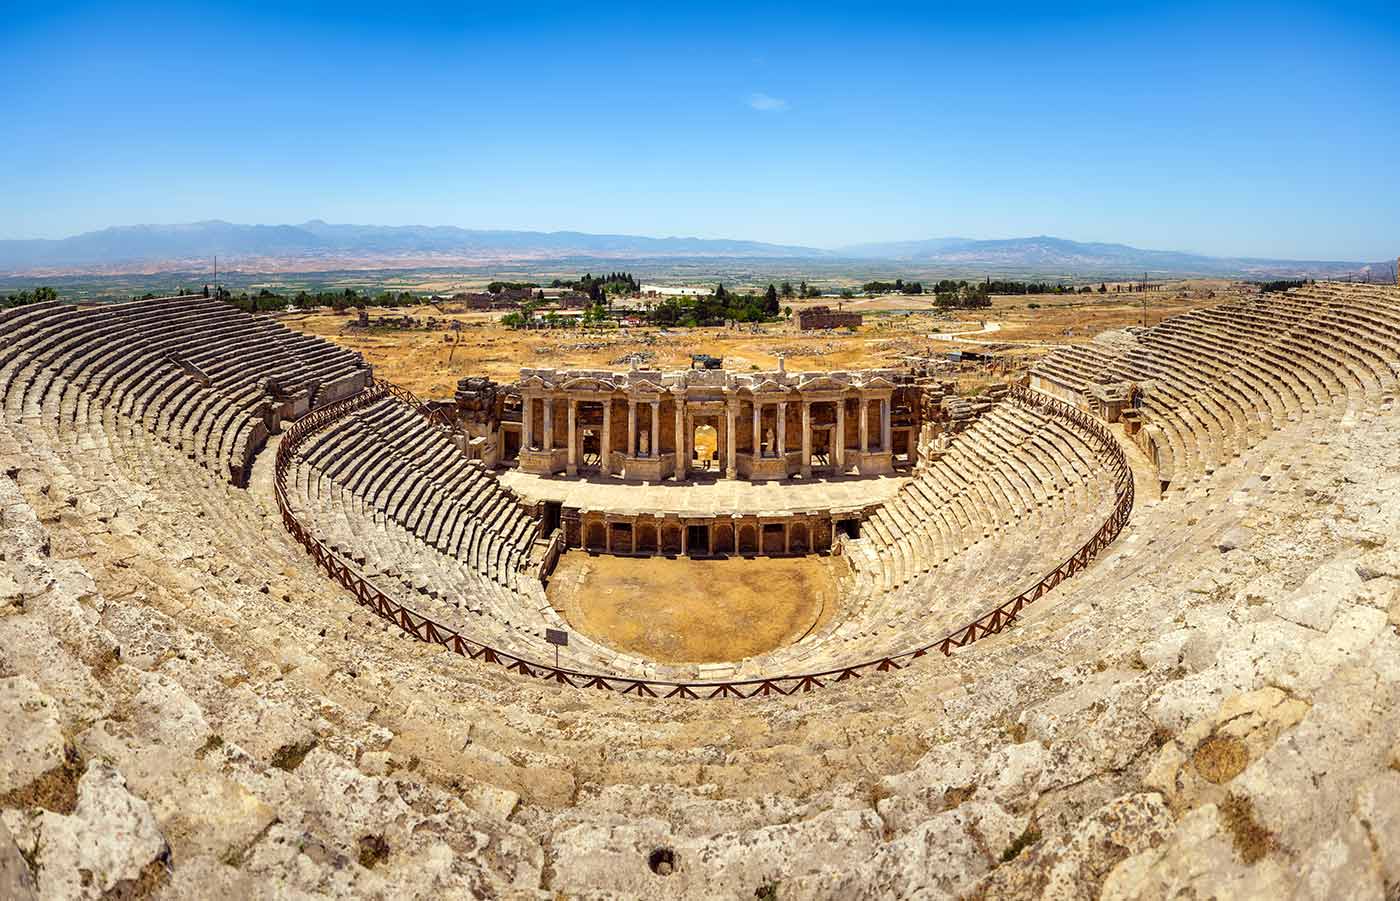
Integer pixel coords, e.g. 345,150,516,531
545,628,568,668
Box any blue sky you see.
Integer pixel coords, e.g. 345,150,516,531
2,1,1398,259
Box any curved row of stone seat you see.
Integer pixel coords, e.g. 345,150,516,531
844,393,1120,594
1030,284,1400,485
0,296,370,485
291,395,541,589
283,456,684,677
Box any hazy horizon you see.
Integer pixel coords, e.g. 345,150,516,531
4,2,1398,260
0,218,1388,265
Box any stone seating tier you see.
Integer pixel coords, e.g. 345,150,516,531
1030,284,1400,485
0,295,370,484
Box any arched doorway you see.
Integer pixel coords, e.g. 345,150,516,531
692,423,718,472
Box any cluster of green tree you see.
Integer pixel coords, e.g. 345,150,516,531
862,279,925,295
1,286,58,309
215,286,420,313
933,282,993,309
925,280,995,309
650,282,789,327
975,280,1066,295
485,281,539,294
1256,279,1312,294
551,272,640,302
500,309,580,329
778,280,823,299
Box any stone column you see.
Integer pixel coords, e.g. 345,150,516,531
725,399,738,479
752,401,762,458
542,395,553,452
777,400,787,459
800,400,812,478
859,396,870,455
601,399,612,475
650,400,660,458
881,397,892,453
673,395,686,479
835,398,846,471
566,397,577,475
628,399,637,457
522,396,534,450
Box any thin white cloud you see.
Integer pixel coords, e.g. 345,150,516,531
747,92,789,112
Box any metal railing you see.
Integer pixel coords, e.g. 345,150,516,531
273,382,1134,700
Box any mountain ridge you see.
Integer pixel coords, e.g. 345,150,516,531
0,220,1387,280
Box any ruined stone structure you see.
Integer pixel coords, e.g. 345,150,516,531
503,363,918,481
796,304,863,330
4,285,1400,897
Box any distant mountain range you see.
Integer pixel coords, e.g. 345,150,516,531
0,220,1388,281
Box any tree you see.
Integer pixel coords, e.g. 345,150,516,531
783,305,792,320
714,283,729,302
1099,283,1108,294
780,281,795,299
764,284,779,315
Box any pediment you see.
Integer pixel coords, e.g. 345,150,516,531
560,377,617,392
518,374,556,390
796,376,847,392
856,375,897,389
747,379,789,394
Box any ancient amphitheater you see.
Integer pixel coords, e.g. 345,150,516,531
3,283,1400,899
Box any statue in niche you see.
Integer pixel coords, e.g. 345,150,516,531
764,427,776,458
639,429,650,456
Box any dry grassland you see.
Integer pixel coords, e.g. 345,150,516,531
280,281,1243,400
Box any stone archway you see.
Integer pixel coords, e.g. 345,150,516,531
789,522,809,553
692,423,718,472
661,524,682,554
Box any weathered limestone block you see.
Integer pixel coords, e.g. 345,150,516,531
0,819,37,901
1236,668,1399,854
0,615,112,728
1100,804,1289,899
1146,686,1310,810
1276,558,1362,632
1352,772,1400,890
969,793,1175,900
0,762,170,901
548,808,882,898
1293,818,1387,901
804,800,1026,899
235,748,543,897
0,676,70,803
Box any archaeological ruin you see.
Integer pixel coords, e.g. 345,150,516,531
4,283,1400,897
